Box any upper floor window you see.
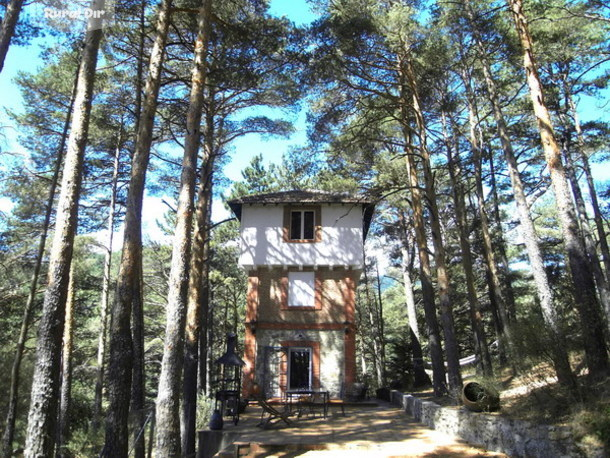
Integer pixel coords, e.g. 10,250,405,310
283,205,321,243
290,210,315,240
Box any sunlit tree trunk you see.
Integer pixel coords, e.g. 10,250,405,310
129,4,148,456
24,4,104,454
463,0,575,387
155,0,212,454
398,57,447,396
507,0,609,377
0,63,78,458
101,0,173,454
182,104,216,456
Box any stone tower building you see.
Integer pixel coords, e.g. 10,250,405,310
228,191,374,398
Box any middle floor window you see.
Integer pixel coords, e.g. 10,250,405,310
288,271,315,307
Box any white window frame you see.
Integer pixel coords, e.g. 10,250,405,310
290,209,316,240
288,271,315,307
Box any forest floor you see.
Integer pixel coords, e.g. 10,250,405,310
411,357,610,451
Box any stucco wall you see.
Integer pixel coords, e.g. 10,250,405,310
254,329,345,398
238,204,365,267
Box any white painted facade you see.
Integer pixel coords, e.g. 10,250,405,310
237,203,365,268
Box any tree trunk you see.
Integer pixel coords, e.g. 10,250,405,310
155,0,212,454
198,209,212,396
561,134,610,336
397,213,431,388
361,257,384,388
131,257,146,458
101,0,172,454
487,150,517,322
508,0,609,377
24,5,104,455
129,4,148,456
93,124,123,432
463,0,575,388
374,260,387,387
57,264,76,458
0,63,78,458
442,111,493,377
0,0,24,73
398,58,447,395
459,64,513,364
403,55,462,394
568,94,610,282
182,110,216,456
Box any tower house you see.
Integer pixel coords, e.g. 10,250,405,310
228,190,374,398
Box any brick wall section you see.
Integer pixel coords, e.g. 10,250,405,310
256,267,359,324
243,267,361,398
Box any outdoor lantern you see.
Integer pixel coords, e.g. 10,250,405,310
214,332,246,426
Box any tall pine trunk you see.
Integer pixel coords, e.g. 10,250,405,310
24,4,104,454
93,124,123,431
567,94,610,282
154,0,212,454
0,63,78,458
198,209,212,396
101,0,173,454
507,0,609,377
397,215,431,388
182,105,216,456
57,264,76,458
463,0,575,387
0,0,24,73
403,55,462,393
459,64,513,363
561,135,610,334
442,111,493,377
130,257,146,458
398,57,447,396
130,4,148,456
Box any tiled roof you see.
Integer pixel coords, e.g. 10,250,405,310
228,190,373,205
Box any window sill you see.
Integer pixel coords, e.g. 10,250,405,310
283,305,319,311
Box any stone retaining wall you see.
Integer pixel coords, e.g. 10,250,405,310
390,390,605,457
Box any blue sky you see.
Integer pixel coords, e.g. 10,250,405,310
0,0,318,237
